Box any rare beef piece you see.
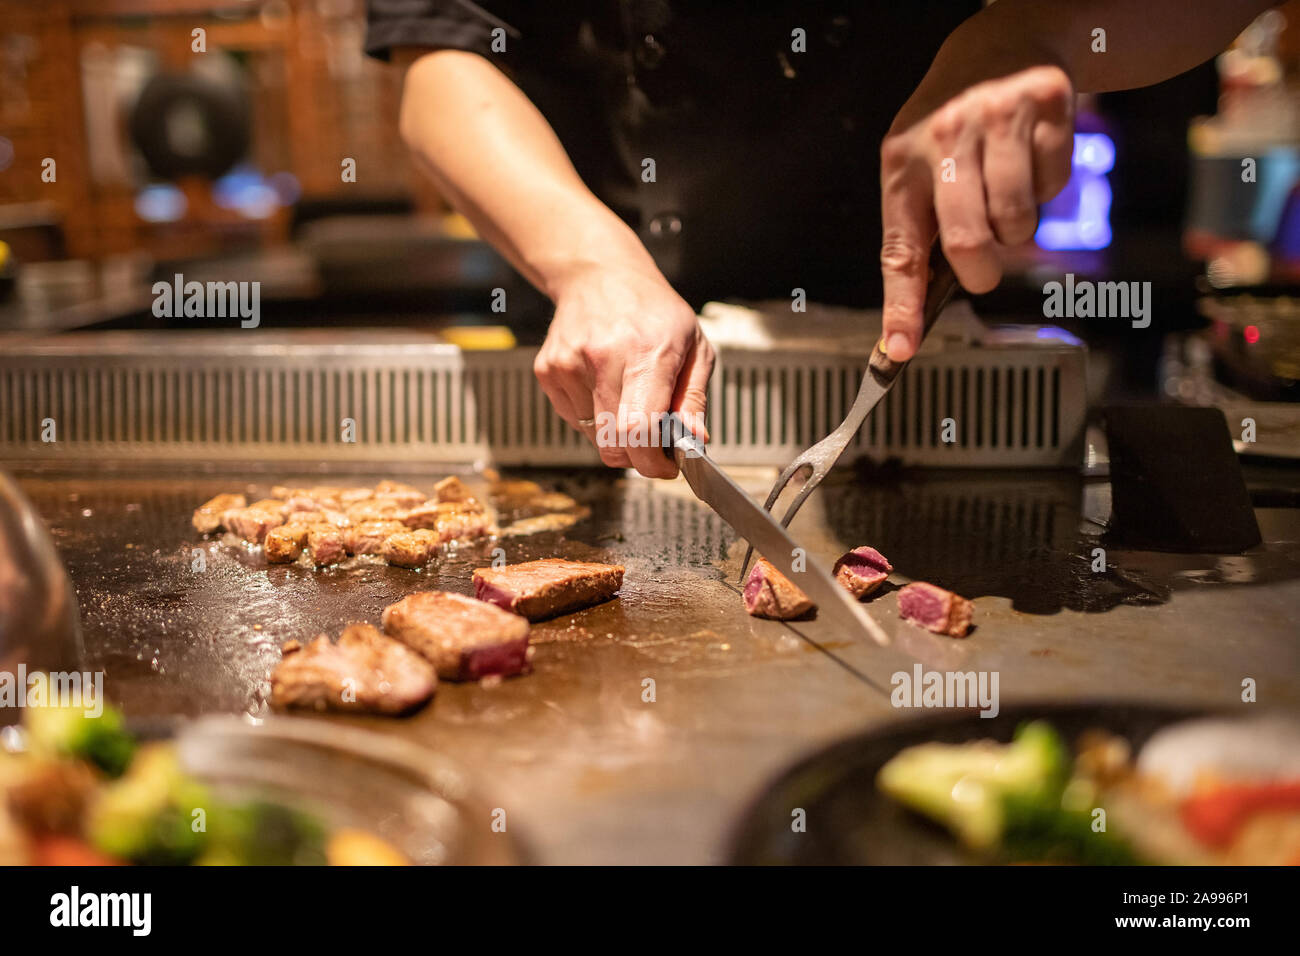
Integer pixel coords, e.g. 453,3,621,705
192,493,246,534
344,519,407,555
284,508,349,529
898,582,974,637
472,558,624,621
265,525,309,563
373,480,427,508
222,504,285,543
382,529,440,568
832,546,893,600
381,591,531,680
743,558,815,620
271,623,436,715
345,498,406,523
307,525,347,566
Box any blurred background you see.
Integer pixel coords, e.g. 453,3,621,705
1,1,1299,453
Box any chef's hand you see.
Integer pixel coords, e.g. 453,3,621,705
879,63,1074,362
533,264,714,480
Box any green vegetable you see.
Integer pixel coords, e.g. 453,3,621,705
877,721,1070,849
999,790,1142,865
199,801,328,867
24,703,136,777
87,744,211,865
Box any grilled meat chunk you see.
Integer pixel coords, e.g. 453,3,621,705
382,591,531,680
265,525,309,563
832,546,893,599
401,499,485,530
222,505,286,544
192,493,247,534
382,529,440,568
472,558,624,621
345,498,407,523
743,558,814,620
284,508,349,528
433,475,474,503
343,519,407,555
433,508,494,545
271,623,436,715
372,480,427,508
898,582,973,637
307,526,347,566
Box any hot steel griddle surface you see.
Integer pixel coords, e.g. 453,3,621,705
13,463,1300,862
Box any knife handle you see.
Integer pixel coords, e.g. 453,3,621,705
869,247,959,385
660,411,705,460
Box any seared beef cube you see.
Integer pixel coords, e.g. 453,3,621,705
434,508,493,545
898,582,973,637
402,501,461,530
832,546,893,599
307,526,347,566
434,475,474,503
382,591,531,680
192,493,246,534
285,508,349,528
340,486,375,506
743,558,814,620
248,498,288,516
373,480,426,508
472,558,624,621
265,525,309,563
489,479,542,499
345,498,406,523
222,506,285,544
382,529,440,568
344,519,408,555
271,623,436,715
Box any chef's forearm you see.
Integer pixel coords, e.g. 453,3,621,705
958,0,1274,95
395,49,659,302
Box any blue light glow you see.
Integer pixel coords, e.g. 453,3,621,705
1035,132,1116,250
134,184,188,222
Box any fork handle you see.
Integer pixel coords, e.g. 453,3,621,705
869,249,959,384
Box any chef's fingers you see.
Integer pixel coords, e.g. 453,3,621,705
930,116,1001,296
981,95,1039,247
879,141,937,363
591,363,633,469
671,329,714,445
533,350,582,429
619,353,682,480
1023,66,1075,203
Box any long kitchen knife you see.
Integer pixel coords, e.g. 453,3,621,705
662,417,892,647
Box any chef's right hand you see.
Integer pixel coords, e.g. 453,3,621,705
533,264,714,480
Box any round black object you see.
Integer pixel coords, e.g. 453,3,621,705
129,71,250,180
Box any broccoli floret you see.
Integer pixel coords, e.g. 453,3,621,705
999,789,1143,865
199,801,328,867
87,744,210,865
24,703,136,778
877,721,1071,849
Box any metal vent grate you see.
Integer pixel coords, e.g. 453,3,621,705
0,332,1084,467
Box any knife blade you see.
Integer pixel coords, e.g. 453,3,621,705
662,418,892,647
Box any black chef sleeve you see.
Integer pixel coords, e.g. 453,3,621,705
364,0,522,61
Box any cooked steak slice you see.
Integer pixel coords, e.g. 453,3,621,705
265,525,309,563
743,558,815,620
307,526,347,566
222,505,286,544
472,558,624,621
382,591,531,680
832,546,893,599
193,493,246,534
344,519,408,555
382,529,440,568
898,582,974,637
434,476,474,503
271,623,436,715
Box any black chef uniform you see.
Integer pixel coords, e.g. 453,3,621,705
365,1,978,309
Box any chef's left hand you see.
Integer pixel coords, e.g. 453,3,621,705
879,62,1074,362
